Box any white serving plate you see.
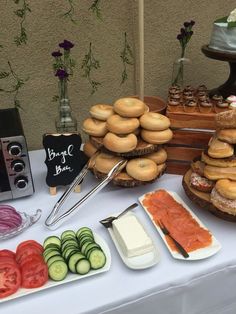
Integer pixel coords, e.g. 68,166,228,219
139,190,221,260
107,212,160,269
0,232,111,304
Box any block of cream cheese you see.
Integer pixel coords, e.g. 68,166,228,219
112,214,154,257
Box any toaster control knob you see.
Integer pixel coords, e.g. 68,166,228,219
15,176,28,189
7,142,22,156
11,159,25,173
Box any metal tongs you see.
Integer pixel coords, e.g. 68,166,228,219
45,153,127,230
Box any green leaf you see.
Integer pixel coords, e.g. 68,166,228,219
228,21,236,28
214,16,228,23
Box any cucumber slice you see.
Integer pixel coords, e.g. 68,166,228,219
61,230,76,239
76,227,93,238
44,250,61,263
75,258,91,275
81,241,95,255
43,236,61,249
61,240,79,252
48,260,68,281
89,249,106,269
47,255,65,267
64,248,80,262
84,243,101,257
68,252,85,273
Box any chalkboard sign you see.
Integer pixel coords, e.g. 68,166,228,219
43,133,88,188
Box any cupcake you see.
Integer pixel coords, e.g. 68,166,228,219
197,84,208,93
229,101,236,110
226,95,236,103
183,85,194,93
199,99,212,113
183,99,197,113
212,94,223,104
183,90,194,101
167,97,181,112
215,100,229,113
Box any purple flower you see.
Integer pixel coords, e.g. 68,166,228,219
180,28,186,35
55,69,68,80
51,50,62,58
177,34,183,40
59,40,74,51
188,30,193,36
190,20,195,26
184,22,190,28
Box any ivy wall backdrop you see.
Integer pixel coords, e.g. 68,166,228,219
0,0,235,149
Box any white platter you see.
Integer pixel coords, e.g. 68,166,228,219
139,190,221,261
0,232,111,303
107,212,160,269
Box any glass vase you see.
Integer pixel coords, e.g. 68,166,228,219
55,79,77,133
171,57,192,88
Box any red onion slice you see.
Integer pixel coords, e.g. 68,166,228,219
0,205,23,234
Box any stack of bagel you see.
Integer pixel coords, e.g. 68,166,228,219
82,97,173,187
190,109,236,217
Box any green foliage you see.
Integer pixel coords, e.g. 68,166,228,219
81,42,101,94
89,0,102,20
120,32,134,84
62,0,77,24
13,0,31,46
214,16,228,23
0,61,28,109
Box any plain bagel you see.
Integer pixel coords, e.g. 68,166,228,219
139,112,170,131
106,115,140,134
89,104,114,121
82,118,108,137
208,137,234,158
103,132,138,153
145,148,167,164
211,187,236,216
215,179,236,200
217,129,236,144
201,151,236,168
141,128,173,144
83,141,98,157
204,165,236,181
114,97,146,118
126,158,159,181
94,152,125,174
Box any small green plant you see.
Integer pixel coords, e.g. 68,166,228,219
120,32,134,84
89,0,102,20
13,0,31,46
62,0,77,24
0,61,28,109
81,42,101,94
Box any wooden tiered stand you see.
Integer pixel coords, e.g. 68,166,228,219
165,105,226,175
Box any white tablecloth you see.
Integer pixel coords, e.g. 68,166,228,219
1,150,236,314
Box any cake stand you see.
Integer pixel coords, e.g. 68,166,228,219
201,45,236,98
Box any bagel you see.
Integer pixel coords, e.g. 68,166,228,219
215,109,236,129
89,104,114,121
141,128,173,144
139,112,170,131
204,165,236,181
215,179,236,200
83,141,98,157
201,151,236,168
208,137,234,158
217,129,236,144
106,115,140,134
145,148,167,164
103,132,138,153
211,187,236,216
94,152,125,174
82,118,108,137
126,158,159,181
114,97,146,118
190,172,214,193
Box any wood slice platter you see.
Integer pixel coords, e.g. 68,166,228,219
182,169,236,222
90,136,161,157
92,163,166,187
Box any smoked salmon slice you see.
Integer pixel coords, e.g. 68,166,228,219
142,189,212,252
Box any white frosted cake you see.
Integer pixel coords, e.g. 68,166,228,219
112,214,154,257
209,9,236,52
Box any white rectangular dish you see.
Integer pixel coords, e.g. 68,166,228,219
0,232,111,303
139,190,221,260
107,212,160,269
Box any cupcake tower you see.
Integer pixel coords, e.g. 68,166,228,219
167,85,231,113
82,97,173,187
185,109,236,220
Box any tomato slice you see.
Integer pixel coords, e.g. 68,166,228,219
0,250,15,259
18,254,44,267
16,240,43,254
0,262,21,298
21,260,48,288
16,246,43,264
